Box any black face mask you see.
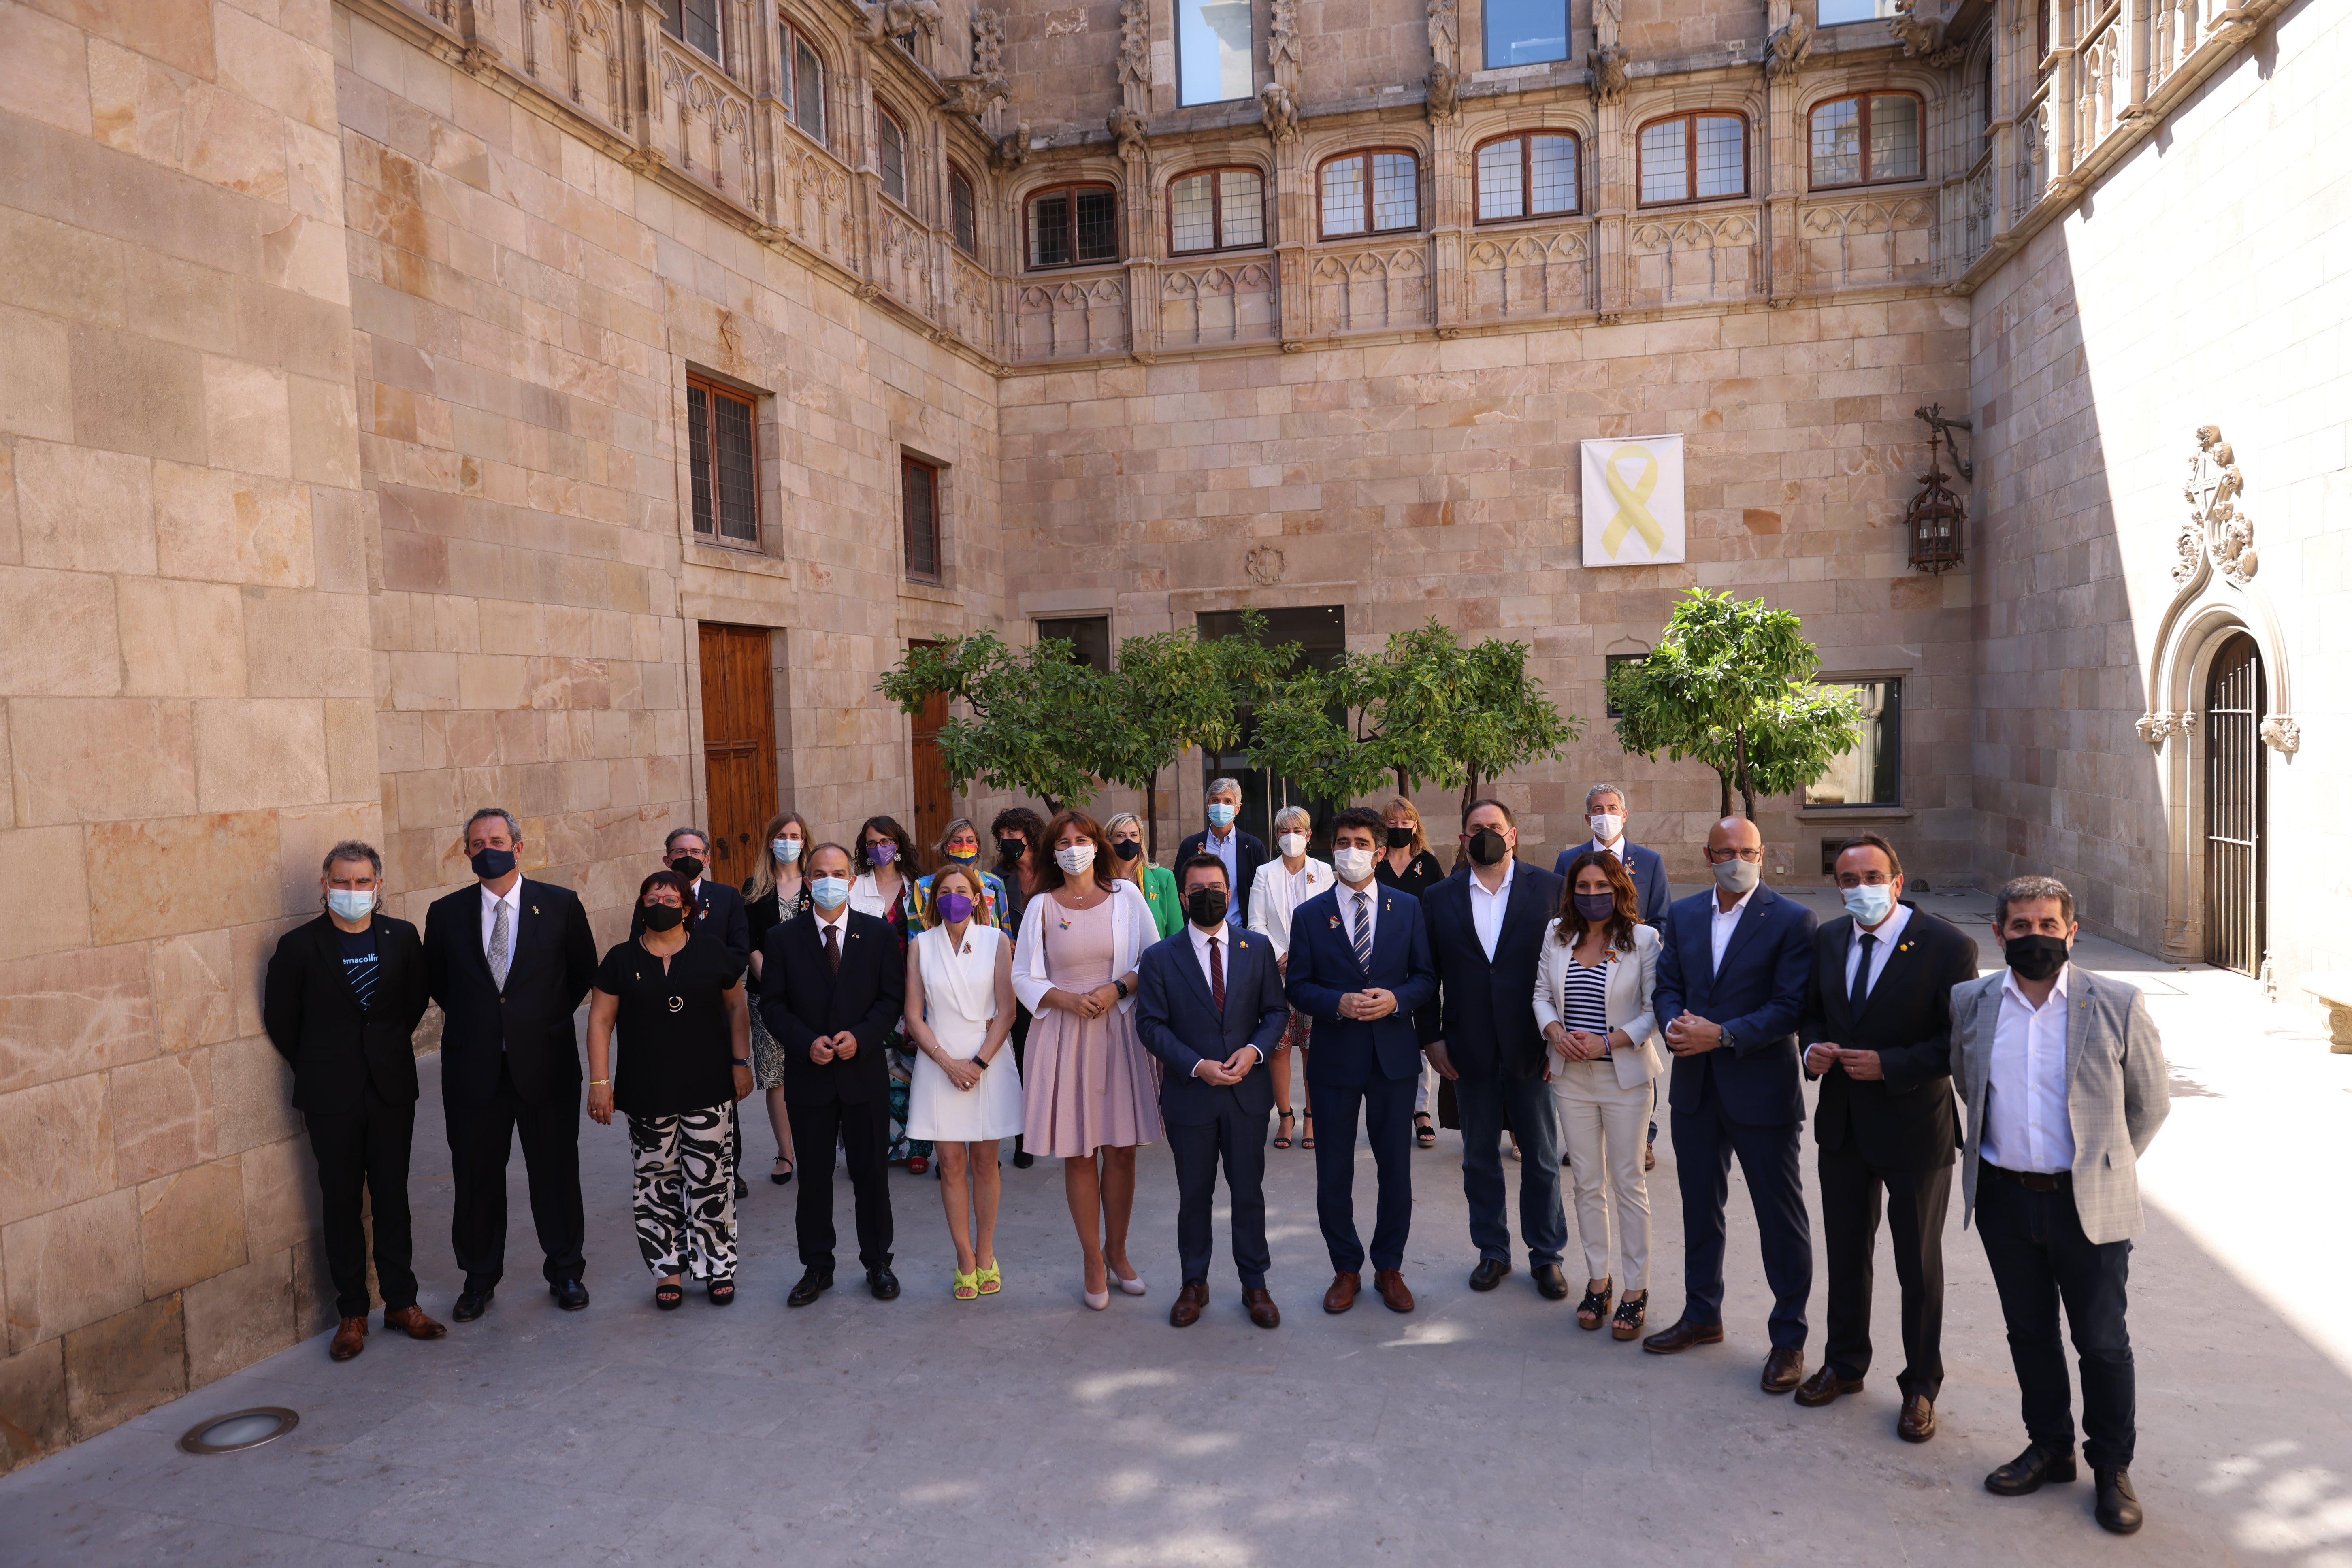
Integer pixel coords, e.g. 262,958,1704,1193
1467,827,1508,867
1385,826,1414,850
669,855,704,881
1186,887,1229,928
642,903,685,932
2004,933,2069,982
997,836,1025,863
470,846,517,880
1113,839,1142,861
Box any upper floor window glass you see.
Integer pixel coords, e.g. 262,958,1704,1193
1475,132,1579,222
1169,168,1265,254
950,167,978,255
782,26,825,143
1816,0,1899,21
1484,0,1568,67
1178,0,1255,106
1320,151,1419,239
1811,93,1922,188
687,376,758,544
663,0,724,63
1028,184,1119,268
878,107,908,205
1638,113,1747,205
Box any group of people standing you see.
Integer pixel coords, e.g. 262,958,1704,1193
262,782,2170,1538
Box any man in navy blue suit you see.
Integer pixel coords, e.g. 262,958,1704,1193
1552,783,1671,924
1416,799,1569,1299
1643,816,1819,1396
1136,855,1293,1329
1285,807,1438,1315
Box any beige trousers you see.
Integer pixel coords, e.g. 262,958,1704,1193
1550,1059,1653,1291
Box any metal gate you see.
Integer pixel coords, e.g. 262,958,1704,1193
2202,633,2265,975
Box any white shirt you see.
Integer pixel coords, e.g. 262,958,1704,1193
813,902,851,947
1589,837,1623,861
479,879,522,954
1981,964,2075,1174
1206,826,1241,925
1340,878,1380,957
1842,901,1913,1001
1467,859,1515,961
1185,921,1262,1074
1708,886,1755,972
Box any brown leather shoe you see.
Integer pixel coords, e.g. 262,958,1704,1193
1761,1346,1806,1394
329,1316,367,1361
1323,1272,1361,1313
1169,1280,1208,1327
1897,1394,1937,1443
1373,1269,1415,1313
1794,1366,1864,1406
1243,1287,1280,1329
1641,1316,1724,1354
384,1304,447,1341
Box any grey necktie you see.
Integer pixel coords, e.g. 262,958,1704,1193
488,899,512,991
1353,891,1372,969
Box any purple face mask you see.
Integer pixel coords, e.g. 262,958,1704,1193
1574,891,1617,923
935,890,975,925
868,842,897,866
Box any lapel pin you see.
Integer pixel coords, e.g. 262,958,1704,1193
531,905,540,915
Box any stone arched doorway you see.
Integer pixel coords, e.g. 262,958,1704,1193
2200,632,2265,974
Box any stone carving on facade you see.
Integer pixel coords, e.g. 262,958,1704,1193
1108,105,1148,161
1246,544,1287,584
974,7,1005,75
859,0,943,46
1764,12,1812,79
2179,424,2257,588
939,74,1010,120
2262,714,2301,755
1260,81,1300,143
1889,0,1952,59
1118,0,1150,87
1425,63,1460,122
1589,46,1631,107
990,123,1033,170
1427,0,1460,67
1269,0,1303,74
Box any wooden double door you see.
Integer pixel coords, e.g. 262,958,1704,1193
698,623,777,887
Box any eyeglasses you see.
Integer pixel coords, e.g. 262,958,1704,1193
1704,846,1764,863
1832,872,1894,888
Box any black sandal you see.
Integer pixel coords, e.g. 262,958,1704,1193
707,1278,735,1306
771,1156,794,1187
1611,1292,1647,1341
1300,1112,1315,1150
1273,1111,1294,1150
1415,1112,1436,1149
1575,1280,1614,1331
654,1280,684,1311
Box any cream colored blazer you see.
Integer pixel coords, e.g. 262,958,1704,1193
1532,919,1665,1090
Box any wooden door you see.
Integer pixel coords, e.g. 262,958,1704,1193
908,640,951,873
2202,633,2265,975
698,623,778,887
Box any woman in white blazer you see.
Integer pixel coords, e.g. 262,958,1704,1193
1245,804,1331,1150
1534,849,1666,1340
1011,810,1163,1309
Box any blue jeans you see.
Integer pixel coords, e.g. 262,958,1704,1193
1455,1075,1567,1268
1976,1168,2136,1470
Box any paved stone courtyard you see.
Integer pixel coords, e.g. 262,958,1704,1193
4,892,2348,1566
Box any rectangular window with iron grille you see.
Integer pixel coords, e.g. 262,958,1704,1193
903,455,942,581
686,376,759,544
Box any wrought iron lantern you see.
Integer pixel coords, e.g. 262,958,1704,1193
1905,405,1970,575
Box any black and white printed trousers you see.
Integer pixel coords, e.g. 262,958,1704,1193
628,1105,737,1281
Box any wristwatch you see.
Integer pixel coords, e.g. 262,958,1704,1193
1113,978,1131,1000
1719,1027,1736,1053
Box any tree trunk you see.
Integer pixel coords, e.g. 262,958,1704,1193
1734,722,1753,819
1395,763,1410,797
1714,768,1733,818
1144,772,1160,861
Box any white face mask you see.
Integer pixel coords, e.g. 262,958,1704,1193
1589,812,1625,843
810,875,851,910
1332,846,1376,883
1277,832,1307,859
772,837,802,864
1054,842,1096,876
327,888,376,921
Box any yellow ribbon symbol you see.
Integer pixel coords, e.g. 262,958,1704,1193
1600,443,1666,559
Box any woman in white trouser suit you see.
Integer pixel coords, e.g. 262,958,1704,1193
1533,850,1666,1341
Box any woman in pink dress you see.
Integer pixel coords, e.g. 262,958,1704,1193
1012,809,1163,1310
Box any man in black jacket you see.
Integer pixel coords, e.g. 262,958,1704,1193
760,842,908,1306
264,841,444,1361
1795,833,1981,1442
422,807,600,1321
632,825,753,1196
1176,776,1268,928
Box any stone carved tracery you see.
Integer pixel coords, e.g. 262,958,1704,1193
2179,424,2258,587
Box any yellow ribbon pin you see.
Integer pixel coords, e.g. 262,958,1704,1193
1600,443,1667,559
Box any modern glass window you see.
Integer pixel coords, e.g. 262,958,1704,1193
1178,0,1255,106
1638,113,1747,205
687,377,758,543
1804,679,1902,807
663,0,724,63
1027,184,1119,268
1816,0,1899,21
1319,151,1419,239
903,456,941,580
1810,93,1924,188
782,27,825,143
1474,132,1580,222
878,107,908,205
1037,616,1112,673
1168,168,1265,254
1483,0,1568,67
950,167,978,255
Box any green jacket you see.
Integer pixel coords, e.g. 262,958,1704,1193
1134,863,1185,940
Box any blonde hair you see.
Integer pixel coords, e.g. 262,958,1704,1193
1381,797,1427,859
747,810,812,902
925,862,996,926
1103,811,1150,883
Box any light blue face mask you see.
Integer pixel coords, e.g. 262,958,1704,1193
1206,802,1238,828
1841,884,1895,927
772,838,802,864
810,875,851,910
327,888,376,921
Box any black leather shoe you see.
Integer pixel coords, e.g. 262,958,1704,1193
550,1278,589,1312
868,1267,901,1301
1468,1258,1511,1292
786,1270,833,1307
1985,1442,2079,1496
1532,1264,1570,1300
732,1174,748,1199
2094,1468,2143,1534
1760,1345,1805,1394
452,1287,494,1323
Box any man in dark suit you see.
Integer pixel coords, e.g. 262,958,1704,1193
632,825,753,1197
1643,816,1819,1394
1285,806,1439,1315
1551,782,1671,925
264,840,444,1362
1417,799,1569,1298
1795,832,1980,1443
759,842,907,1306
1136,854,1293,1328
422,807,599,1321
1176,775,1268,929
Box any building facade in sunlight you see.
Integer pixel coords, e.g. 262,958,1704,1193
0,0,2336,1470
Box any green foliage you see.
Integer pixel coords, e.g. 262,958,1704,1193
877,631,1103,812
1093,613,1300,855
1606,589,1866,818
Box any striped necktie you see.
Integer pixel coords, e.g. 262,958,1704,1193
1352,891,1372,969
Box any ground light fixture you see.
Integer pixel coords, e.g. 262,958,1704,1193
177,1407,300,1455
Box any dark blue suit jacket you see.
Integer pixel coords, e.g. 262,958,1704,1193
1651,882,1817,1126
1284,882,1438,1088
1553,841,1672,925
1412,861,1563,1082
1135,927,1290,1126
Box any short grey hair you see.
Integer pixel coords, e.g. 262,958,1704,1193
322,839,383,878
1206,776,1243,799
1272,804,1312,834
464,807,520,844
665,825,710,854
1585,783,1627,812
1994,875,2076,929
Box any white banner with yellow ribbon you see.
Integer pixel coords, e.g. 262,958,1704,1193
1580,434,1686,567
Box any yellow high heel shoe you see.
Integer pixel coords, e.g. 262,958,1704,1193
976,1262,1002,1296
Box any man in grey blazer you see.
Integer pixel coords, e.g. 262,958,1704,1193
1950,876,2169,1536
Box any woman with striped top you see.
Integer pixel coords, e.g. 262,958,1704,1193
1533,850,1667,1339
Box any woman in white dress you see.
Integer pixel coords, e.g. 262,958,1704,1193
1246,804,1331,1152
904,863,1021,1300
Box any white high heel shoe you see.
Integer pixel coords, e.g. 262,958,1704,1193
1115,1268,1146,1297
1083,1284,1110,1310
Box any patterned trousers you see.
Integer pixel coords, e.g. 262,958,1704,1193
628,1106,737,1281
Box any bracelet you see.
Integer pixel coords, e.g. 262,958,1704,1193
972,1054,991,1071
588,1078,610,1087
730,1058,749,1067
